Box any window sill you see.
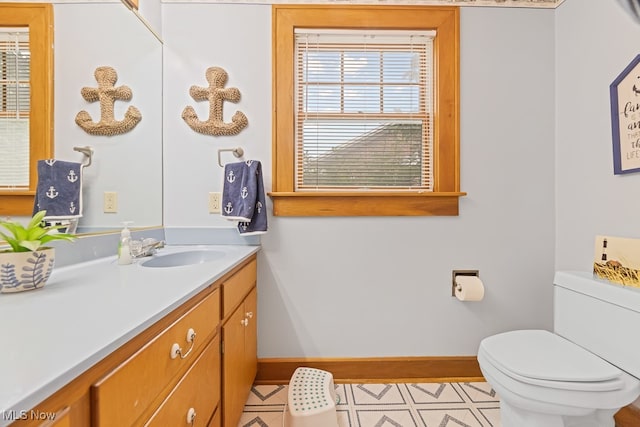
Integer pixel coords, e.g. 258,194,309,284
268,192,466,217
0,192,35,216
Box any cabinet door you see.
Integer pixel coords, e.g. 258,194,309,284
243,288,258,392
222,302,247,427
37,407,70,427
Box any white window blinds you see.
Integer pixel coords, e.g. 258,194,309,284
0,28,30,188
294,29,435,191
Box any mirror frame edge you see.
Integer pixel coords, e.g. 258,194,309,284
0,3,53,216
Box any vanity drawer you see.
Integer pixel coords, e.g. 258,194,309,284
144,335,220,427
222,259,257,318
92,288,220,427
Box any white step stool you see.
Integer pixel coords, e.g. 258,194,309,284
285,367,339,427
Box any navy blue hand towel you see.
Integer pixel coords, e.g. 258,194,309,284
221,160,267,235
33,159,83,220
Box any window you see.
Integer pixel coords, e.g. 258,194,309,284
296,30,434,190
271,5,464,216
0,4,53,216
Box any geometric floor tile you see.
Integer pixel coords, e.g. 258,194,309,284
239,382,501,427
416,408,486,427
477,407,502,427
351,384,406,405
406,383,466,404
457,382,499,403
355,409,419,426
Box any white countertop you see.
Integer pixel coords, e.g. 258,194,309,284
0,244,259,425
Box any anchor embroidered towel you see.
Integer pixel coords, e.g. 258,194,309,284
221,160,267,235
33,159,83,220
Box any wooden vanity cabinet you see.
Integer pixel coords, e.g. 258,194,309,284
221,259,258,427
92,288,221,426
9,254,257,427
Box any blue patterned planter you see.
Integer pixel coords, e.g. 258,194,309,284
0,248,55,293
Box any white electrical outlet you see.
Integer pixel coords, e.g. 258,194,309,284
104,191,118,213
208,192,222,213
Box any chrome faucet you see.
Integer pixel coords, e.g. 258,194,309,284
130,238,165,258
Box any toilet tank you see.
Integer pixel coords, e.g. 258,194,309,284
554,271,640,379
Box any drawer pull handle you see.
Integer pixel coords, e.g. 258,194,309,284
246,311,253,318
186,407,196,425
170,328,197,360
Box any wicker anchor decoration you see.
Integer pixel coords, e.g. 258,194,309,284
181,66,248,136
75,66,142,136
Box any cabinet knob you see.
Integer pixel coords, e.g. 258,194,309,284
186,407,196,425
246,311,253,318
241,318,249,326
170,328,197,359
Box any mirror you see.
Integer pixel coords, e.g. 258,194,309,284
121,0,162,43
53,1,163,233
0,1,163,233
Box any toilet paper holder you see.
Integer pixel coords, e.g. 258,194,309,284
452,270,479,296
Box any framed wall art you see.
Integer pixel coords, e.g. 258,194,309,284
593,235,640,288
610,54,640,175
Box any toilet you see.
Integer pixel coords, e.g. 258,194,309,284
477,271,640,427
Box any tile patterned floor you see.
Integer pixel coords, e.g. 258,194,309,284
239,382,501,427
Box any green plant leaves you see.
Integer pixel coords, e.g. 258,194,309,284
0,210,76,253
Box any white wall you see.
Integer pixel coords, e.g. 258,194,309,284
556,0,640,270
163,4,556,357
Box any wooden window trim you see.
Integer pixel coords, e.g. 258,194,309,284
270,5,465,217
0,3,54,215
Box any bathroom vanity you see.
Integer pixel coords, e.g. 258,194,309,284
0,244,259,427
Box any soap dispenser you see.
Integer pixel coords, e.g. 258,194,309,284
118,221,133,265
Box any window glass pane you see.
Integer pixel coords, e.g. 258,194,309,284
383,86,419,113
304,51,341,82
305,85,341,112
0,29,30,187
295,30,433,191
344,51,380,83
300,120,423,188
0,119,28,186
344,85,381,113
383,51,419,83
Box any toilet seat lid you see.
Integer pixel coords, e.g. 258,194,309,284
480,330,622,384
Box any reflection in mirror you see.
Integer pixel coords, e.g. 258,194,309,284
0,29,29,187
53,2,163,233
0,3,53,216
1,2,162,234
54,3,162,233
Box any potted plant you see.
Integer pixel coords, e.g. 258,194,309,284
0,210,76,293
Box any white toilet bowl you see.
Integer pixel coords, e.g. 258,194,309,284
478,330,640,427
477,272,640,427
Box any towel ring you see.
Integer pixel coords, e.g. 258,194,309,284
73,146,94,167
218,147,244,167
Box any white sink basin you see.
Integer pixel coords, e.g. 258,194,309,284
140,249,226,268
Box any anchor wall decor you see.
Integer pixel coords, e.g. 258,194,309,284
182,66,248,136
75,66,142,136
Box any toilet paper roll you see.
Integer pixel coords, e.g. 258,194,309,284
455,275,485,301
